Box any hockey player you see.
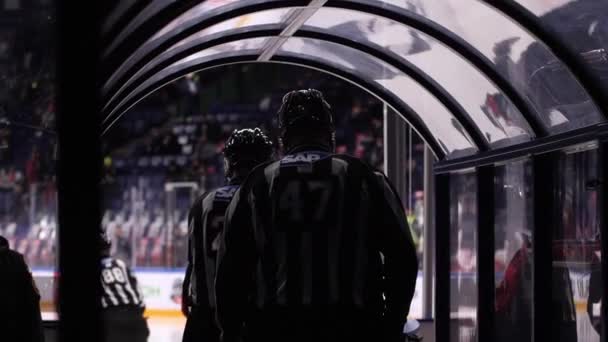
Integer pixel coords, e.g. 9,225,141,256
215,89,418,342
99,232,149,342
182,128,274,342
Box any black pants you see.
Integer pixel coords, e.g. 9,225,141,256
102,307,149,342
182,306,219,342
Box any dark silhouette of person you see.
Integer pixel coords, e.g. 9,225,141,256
0,235,45,341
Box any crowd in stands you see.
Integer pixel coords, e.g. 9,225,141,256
0,2,58,268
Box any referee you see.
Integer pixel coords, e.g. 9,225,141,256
100,232,149,342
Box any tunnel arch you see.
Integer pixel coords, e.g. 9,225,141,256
100,0,607,165
102,52,483,160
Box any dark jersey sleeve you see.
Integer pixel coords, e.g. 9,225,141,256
215,184,258,342
183,194,206,309
371,171,418,336
182,263,192,314
0,249,44,342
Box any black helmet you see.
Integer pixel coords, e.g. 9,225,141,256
278,89,334,133
223,128,273,178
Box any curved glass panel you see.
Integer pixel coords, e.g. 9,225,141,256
277,37,477,158
105,8,296,107
168,8,297,51
105,6,296,96
515,0,608,104
304,8,534,148
370,0,603,133
108,38,269,126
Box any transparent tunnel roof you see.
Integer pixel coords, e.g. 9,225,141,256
101,0,608,161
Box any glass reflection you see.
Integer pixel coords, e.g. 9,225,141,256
553,146,601,342
450,171,477,342
494,159,533,342
515,0,608,116
372,0,603,132
305,8,534,147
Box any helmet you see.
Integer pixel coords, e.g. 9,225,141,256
223,128,273,178
278,89,334,133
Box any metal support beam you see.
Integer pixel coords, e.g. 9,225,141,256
422,146,435,319
434,173,451,342
384,108,408,200
55,1,103,341
476,165,495,342
599,140,608,342
532,152,556,342
258,0,328,61
435,123,608,174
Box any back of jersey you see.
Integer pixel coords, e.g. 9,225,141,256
100,258,144,310
258,150,384,311
193,185,239,309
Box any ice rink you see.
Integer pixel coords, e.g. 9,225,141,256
148,317,186,342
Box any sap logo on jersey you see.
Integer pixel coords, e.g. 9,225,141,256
215,186,238,201
282,152,328,165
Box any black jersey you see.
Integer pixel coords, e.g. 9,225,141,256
186,185,239,310
215,146,418,341
100,257,145,309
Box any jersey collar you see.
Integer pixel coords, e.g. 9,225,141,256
287,143,332,155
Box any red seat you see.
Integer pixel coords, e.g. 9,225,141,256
150,238,163,266
136,238,149,266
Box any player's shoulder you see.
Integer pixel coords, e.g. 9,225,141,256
332,154,379,174
0,248,27,265
212,184,240,203
114,258,127,268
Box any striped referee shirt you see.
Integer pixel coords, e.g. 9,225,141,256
100,257,145,309
215,144,418,337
